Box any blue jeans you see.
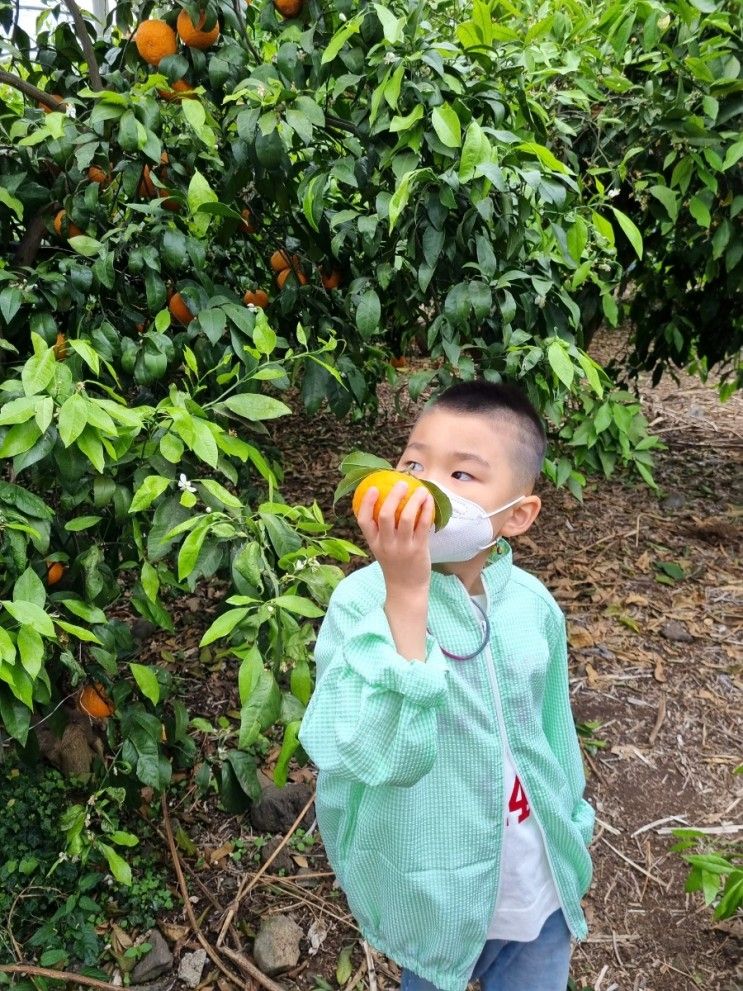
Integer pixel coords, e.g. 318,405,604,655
400,910,572,991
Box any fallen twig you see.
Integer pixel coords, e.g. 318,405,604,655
216,788,316,946
220,945,288,991
600,837,669,889
362,941,378,991
648,694,666,746
160,793,270,991
0,964,122,990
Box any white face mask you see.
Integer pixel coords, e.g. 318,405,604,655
427,483,525,564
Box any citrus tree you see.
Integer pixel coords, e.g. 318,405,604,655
0,0,739,845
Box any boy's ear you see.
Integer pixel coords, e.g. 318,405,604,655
500,495,541,538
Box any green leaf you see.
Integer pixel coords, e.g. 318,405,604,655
60,598,107,624
199,478,243,509
68,235,103,258
431,103,462,149
648,185,678,221
21,349,56,397
336,945,354,987
130,475,171,512
689,194,711,228
99,843,132,886
177,524,209,580
219,393,292,421
199,607,250,646
273,721,301,788
515,142,568,174
64,515,102,532
13,567,46,608
722,139,743,171
58,393,88,447
355,289,381,337
18,625,44,679
3,599,55,636
0,396,38,426
459,120,490,182
129,663,161,706
547,341,575,390
272,595,325,618
321,13,363,64
609,207,643,260
373,3,404,43
54,620,102,643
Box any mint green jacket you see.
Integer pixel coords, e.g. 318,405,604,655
298,545,594,991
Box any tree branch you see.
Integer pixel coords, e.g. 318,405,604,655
0,69,64,110
60,0,103,91
325,113,359,136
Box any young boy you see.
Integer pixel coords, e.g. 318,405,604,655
298,381,594,991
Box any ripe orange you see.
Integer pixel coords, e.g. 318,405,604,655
243,289,269,308
46,561,66,585
169,291,194,326
177,9,220,49
157,79,197,101
53,210,83,239
135,321,147,333
79,682,114,719
274,0,304,18
391,356,408,369
321,267,343,290
135,20,178,65
159,187,181,212
269,248,294,272
240,208,257,234
87,165,111,186
53,333,69,361
352,469,429,526
138,165,157,199
277,266,308,289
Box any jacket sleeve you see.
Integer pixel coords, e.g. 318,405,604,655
543,612,595,848
298,587,450,789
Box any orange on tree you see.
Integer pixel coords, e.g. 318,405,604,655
243,289,269,309
87,165,111,186
53,333,69,361
46,561,66,585
352,469,429,526
138,151,170,198
159,187,181,212
321,267,343,290
157,79,197,101
169,291,194,326
53,209,83,239
240,208,257,234
269,248,295,272
276,266,308,289
78,682,114,720
134,19,178,65
274,0,304,18
177,8,220,49
390,356,408,369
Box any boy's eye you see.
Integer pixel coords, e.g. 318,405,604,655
403,460,423,473
452,470,474,481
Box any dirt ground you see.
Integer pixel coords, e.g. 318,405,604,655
148,331,741,991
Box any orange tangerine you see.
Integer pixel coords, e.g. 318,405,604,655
243,289,269,308
79,682,114,719
352,469,428,526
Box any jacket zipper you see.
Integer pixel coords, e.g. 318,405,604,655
473,595,573,934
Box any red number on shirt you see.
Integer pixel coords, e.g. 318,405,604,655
508,776,531,823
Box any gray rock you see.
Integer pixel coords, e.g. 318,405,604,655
661,620,693,643
131,929,173,983
249,782,314,834
260,835,294,874
178,949,207,989
294,867,318,887
253,915,303,976
661,492,686,512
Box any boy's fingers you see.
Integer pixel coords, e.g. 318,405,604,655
355,486,379,533
398,486,433,537
377,481,410,538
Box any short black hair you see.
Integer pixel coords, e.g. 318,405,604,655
426,380,547,488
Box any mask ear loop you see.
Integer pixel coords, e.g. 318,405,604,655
429,598,490,662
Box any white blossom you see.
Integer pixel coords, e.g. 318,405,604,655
178,473,197,494
65,104,76,119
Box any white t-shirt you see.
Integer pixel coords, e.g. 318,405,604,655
470,594,562,942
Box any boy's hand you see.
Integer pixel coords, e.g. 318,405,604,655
356,481,434,592
357,481,434,661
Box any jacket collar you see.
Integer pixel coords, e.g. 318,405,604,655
430,539,513,605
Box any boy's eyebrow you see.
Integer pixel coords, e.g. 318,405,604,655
405,441,491,469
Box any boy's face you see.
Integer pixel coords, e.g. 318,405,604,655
396,406,537,545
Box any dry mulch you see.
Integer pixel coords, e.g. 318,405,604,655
138,331,741,991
